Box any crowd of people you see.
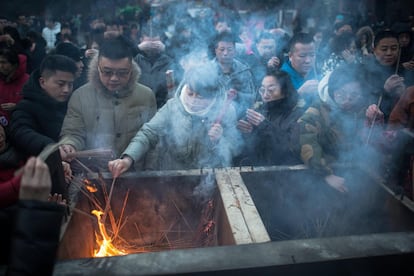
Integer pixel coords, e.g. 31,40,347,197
1,0,414,274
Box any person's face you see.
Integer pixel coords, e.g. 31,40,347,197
259,76,283,102
39,70,75,102
0,126,6,152
313,32,323,44
374,37,399,66
256,38,276,59
333,81,363,111
46,20,54,28
184,85,214,112
398,33,411,48
348,40,357,55
336,24,352,35
289,42,315,76
215,22,231,33
106,24,120,32
98,57,132,92
0,18,7,30
91,41,99,50
18,15,26,25
0,56,17,77
360,34,367,45
75,60,84,77
215,41,236,66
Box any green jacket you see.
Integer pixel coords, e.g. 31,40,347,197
298,101,368,176
122,88,242,170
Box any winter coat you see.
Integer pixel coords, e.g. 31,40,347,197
212,59,256,118
388,85,414,130
134,53,174,108
0,143,25,208
320,52,361,78
0,173,21,208
281,60,319,110
4,200,65,275
281,60,318,91
361,57,411,122
240,99,304,166
60,56,157,162
122,85,243,170
298,101,371,176
0,54,29,124
9,70,68,157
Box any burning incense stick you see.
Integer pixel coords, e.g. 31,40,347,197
112,190,130,240
102,176,117,224
366,47,402,145
395,46,402,75
365,94,383,145
65,148,114,159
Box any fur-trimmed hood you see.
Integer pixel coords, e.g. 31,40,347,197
87,55,142,98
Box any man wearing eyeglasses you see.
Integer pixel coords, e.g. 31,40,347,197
59,36,156,170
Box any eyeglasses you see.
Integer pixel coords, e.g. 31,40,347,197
216,47,235,54
334,89,362,104
259,85,279,95
98,65,131,78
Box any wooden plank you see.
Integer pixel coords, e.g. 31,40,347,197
228,170,270,243
215,170,253,244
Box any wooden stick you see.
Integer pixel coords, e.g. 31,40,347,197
66,148,114,159
171,198,193,232
365,94,383,145
112,189,130,240
367,46,401,145
102,177,117,224
395,46,402,75
72,207,97,220
74,158,94,175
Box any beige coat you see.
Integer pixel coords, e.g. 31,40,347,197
60,56,156,167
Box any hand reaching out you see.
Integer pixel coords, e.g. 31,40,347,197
62,161,72,184
108,156,133,178
384,74,405,93
19,157,52,201
59,144,76,161
208,123,223,142
365,104,384,123
324,174,348,193
237,119,253,133
246,109,265,126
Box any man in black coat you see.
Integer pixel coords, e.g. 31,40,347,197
9,54,78,157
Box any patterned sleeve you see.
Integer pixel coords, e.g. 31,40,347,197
297,105,334,176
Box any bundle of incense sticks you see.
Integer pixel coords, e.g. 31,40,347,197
66,148,114,159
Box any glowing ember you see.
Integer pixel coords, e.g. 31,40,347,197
92,210,127,257
83,179,98,193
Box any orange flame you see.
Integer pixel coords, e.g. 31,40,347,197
91,210,127,257
84,179,98,193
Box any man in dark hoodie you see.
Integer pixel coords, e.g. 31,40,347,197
9,54,77,157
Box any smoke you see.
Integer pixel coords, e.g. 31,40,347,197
192,171,216,205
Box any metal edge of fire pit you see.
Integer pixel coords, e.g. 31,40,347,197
52,164,414,275
52,232,414,275
84,164,308,180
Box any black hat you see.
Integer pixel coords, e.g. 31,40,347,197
55,42,82,62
